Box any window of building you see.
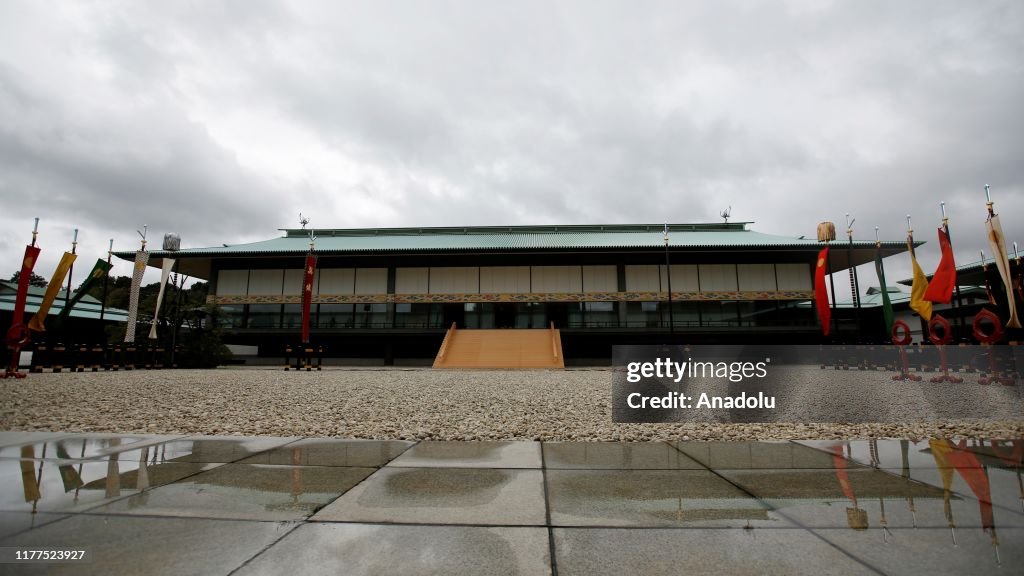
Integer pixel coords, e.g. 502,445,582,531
355,303,387,328
281,304,302,329
318,304,354,328
395,303,433,328
247,304,282,329
218,305,245,329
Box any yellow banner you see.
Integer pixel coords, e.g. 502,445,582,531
27,252,78,332
908,243,932,321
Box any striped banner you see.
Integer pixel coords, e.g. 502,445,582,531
148,259,176,340
124,250,149,343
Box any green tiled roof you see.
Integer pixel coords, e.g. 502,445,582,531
117,223,910,257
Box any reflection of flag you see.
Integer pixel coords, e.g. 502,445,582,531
908,241,932,321
27,252,78,332
55,442,84,493
148,258,176,340
873,247,894,333
985,213,1021,328
946,441,995,532
924,228,956,304
124,250,149,343
57,258,113,320
301,254,317,343
8,245,41,336
815,247,831,336
20,445,41,502
930,439,956,525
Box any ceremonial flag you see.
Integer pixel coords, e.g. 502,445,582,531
985,213,1021,328
8,245,41,336
814,247,831,336
301,253,317,343
873,246,894,333
148,258,176,340
929,439,956,526
57,258,113,320
923,227,956,304
27,252,77,332
908,242,932,321
124,250,150,343
946,440,995,532
55,442,84,492
20,446,40,502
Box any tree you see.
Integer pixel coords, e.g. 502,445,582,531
176,302,232,368
9,270,48,287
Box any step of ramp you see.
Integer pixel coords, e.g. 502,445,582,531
433,324,564,369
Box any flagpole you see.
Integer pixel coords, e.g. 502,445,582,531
99,239,113,323
664,224,674,339
63,229,78,312
939,202,966,341
846,214,861,339
983,184,1022,329
62,229,78,344
826,237,837,338
3,219,40,379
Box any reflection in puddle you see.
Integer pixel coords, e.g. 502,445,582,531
362,468,511,508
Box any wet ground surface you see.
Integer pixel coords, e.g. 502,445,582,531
0,432,1021,575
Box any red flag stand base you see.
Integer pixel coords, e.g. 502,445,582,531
978,345,1015,386
930,346,963,384
892,346,922,382
890,321,921,382
3,347,28,379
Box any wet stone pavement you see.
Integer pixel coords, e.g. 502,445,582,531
0,433,1021,575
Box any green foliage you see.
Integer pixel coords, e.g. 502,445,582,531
176,302,233,368
9,270,48,287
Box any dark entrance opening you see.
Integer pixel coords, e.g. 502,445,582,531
442,304,465,328
495,303,516,329
547,303,570,328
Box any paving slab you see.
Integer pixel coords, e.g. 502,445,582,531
0,434,180,461
0,514,297,576
546,469,783,528
811,527,1024,576
237,438,412,467
0,457,215,514
386,441,541,468
719,468,1024,529
89,463,373,521
795,438,1024,469
312,467,546,525
237,523,551,576
677,441,865,469
552,527,876,575
875,466,1024,519
543,441,702,469
0,431,69,449
150,435,302,463
0,510,68,540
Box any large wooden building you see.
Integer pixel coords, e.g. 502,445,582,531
116,223,911,363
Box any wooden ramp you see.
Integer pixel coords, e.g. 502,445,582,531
433,323,565,369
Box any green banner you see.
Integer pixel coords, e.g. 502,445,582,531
57,258,112,320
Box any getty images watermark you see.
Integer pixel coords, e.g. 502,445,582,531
624,356,774,410
613,345,1023,423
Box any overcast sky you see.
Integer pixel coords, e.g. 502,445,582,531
1,0,1021,299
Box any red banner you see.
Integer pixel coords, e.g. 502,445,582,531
11,245,41,328
301,254,317,343
6,245,41,348
923,227,956,304
815,247,831,336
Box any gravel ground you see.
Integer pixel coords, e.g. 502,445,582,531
1,368,1022,441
